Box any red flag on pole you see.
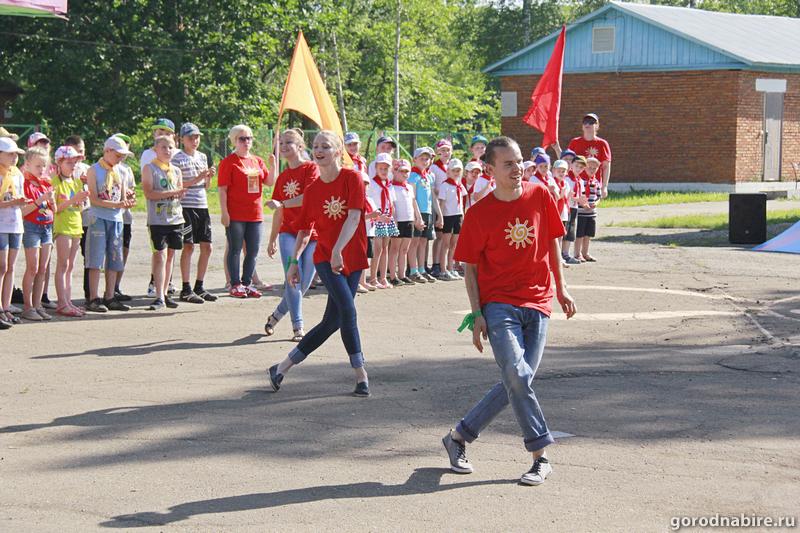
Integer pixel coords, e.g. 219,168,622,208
522,25,566,148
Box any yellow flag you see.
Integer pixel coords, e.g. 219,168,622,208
278,31,351,165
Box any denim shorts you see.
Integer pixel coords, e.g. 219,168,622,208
84,216,124,271
0,232,22,250
22,220,53,248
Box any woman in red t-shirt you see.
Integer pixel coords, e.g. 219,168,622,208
266,131,371,397
264,129,319,341
217,125,274,299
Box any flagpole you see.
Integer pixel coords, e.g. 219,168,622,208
275,31,305,164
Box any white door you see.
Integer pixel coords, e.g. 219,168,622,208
763,91,783,182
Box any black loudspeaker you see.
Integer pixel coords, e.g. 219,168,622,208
729,193,767,244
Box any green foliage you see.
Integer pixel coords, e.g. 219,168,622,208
612,209,800,229
602,190,729,208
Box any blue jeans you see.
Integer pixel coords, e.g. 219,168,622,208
226,220,262,286
289,262,364,368
456,303,554,452
273,233,317,329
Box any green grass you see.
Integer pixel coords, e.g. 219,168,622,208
601,190,729,208
613,209,800,230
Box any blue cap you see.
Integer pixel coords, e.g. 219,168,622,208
530,146,546,156
534,154,551,165
179,122,202,137
152,118,175,132
560,149,577,159
344,132,360,144
470,134,488,147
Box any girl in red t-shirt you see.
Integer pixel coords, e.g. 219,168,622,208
266,131,371,398
217,125,274,299
264,129,320,341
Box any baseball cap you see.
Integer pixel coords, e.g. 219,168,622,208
344,132,360,145
396,159,411,171
152,118,175,132
112,133,132,145
27,132,50,147
374,153,393,166
530,146,546,157
560,149,577,159
0,137,25,154
0,127,19,141
553,159,569,170
464,161,482,172
534,154,551,165
447,158,463,171
470,134,488,147
180,122,202,137
413,146,434,158
435,138,452,150
376,135,397,147
522,161,536,171
573,155,587,166
586,156,601,164
54,145,84,161
583,113,599,124
104,135,134,157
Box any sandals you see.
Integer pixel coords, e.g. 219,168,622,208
264,313,279,336
291,328,305,342
57,306,84,318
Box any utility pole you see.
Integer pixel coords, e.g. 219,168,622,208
394,0,401,132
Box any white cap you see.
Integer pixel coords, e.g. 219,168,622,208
464,161,482,172
553,159,569,170
27,132,50,148
374,153,392,166
447,158,463,171
413,146,434,158
104,135,134,157
522,161,536,171
0,137,25,154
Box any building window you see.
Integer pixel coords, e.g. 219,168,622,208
592,26,615,54
501,91,517,117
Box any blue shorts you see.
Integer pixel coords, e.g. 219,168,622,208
22,220,53,249
85,216,124,271
0,232,22,250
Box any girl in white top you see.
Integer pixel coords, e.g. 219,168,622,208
0,138,31,326
437,159,467,281
388,159,423,286
366,153,397,289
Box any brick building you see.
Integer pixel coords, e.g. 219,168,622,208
484,1,800,193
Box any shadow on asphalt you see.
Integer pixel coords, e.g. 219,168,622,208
98,468,508,527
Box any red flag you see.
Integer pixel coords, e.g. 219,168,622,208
523,26,566,148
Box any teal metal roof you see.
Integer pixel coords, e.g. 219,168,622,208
485,1,800,76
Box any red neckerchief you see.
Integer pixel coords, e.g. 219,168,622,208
445,177,465,198
391,179,411,192
584,174,599,197
433,159,447,174
567,170,581,198
373,176,393,215
351,154,367,173
410,166,430,185
461,178,475,208
533,171,550,186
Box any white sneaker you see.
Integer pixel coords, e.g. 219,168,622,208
147,282,156,297
442,432,473,474
449,270,462,279
167,282,176,295
520,456,552,486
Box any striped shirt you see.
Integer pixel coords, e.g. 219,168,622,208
172,150,209,209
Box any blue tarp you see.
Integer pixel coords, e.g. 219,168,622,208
753,220,800,254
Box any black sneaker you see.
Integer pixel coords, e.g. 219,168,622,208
197,290,218,302
148,298,165,311
164,297,179,309
105,298,131,311
0,317,11,329
422,272,437,283
268,365,283,392
114,290,133,302
86,298,108,313
442,432,473,474
180,290,205,304
400,277,416,285
520,456,552,486
389,278,401,287
353,381,370,397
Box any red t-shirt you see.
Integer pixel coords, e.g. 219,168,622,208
271,161,319,238
23,172,54,225
567,136,612,163
454,181,565,315
298,168,368,275
218,153,269,222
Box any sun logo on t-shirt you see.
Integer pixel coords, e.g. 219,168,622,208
323,196,347,220
504,218,534,249
283,179,300,198
586,146,599,158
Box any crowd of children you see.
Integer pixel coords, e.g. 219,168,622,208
0,116,607,330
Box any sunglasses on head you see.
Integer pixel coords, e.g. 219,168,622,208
238,136,254,142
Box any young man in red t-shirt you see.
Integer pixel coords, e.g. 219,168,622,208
442,136,576,486
567,113,611,198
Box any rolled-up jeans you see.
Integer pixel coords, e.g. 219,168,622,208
288,261,364,368
226,220,261,286
456,302,554,452
273,232,317,329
